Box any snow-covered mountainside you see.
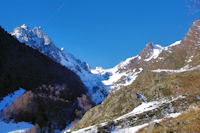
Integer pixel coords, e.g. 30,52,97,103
91,41,182,92
11,25,108,104
91,22,200,92
91,59,143,92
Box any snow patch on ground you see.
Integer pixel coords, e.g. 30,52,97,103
112,113,181,133
64,125,97,133
152,65,200,73
0,88,25,112
168,40,182,47
101,68,143,91
9,129,27,133
67,96,184,133
112,123,149,133
117,56,138,69
68,112,181,133
116,95,184,121
0,120,33,133
185,56,194,63
0,88,33,133
164,40,182,51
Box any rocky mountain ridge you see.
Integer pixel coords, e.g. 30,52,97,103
91,40,183,92
69,20,200,132
11,25,108,104
91,19,200,92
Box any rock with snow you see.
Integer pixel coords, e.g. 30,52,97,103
138,42,163,62
152,65,200,73
67,96,184,133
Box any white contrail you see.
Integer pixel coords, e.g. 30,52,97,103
49,2,66,21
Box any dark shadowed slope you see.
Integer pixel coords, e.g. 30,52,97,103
0,26,93,132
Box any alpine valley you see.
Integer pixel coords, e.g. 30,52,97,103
0,20,200,133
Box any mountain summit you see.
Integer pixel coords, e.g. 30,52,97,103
139,42,163,61
11,24,108,104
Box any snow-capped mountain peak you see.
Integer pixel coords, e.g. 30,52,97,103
21,24,28,29
11,24,108,104
139,42,163,62
11,24,53,51
91,42,165,91
91,40,186,92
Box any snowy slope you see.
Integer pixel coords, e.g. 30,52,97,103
66,96,184,133
0,121,32,133
0,89,33,133
92,65,143,91
144,44,163,61
0,88,25,112
95,39,199,92
11,25,108,104
152,64,200,73
115,95,184,121
91,42,181,91
66,112,181,133
112,113,181,133
164,40,182,51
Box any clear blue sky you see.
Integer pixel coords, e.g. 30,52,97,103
0,0,197,68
